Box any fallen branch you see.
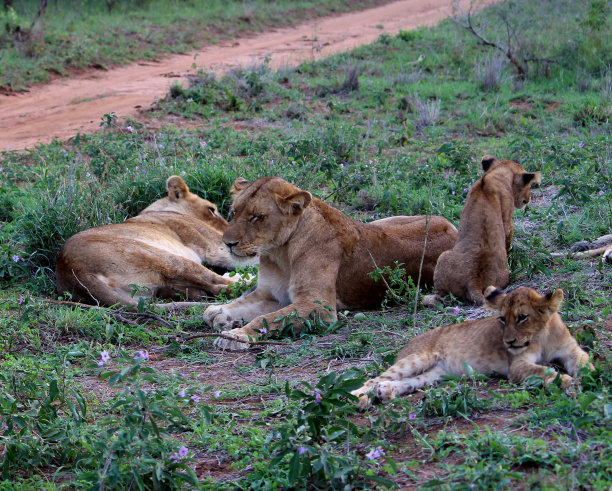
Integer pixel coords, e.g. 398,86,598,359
177,332,291,346
41,298,176,329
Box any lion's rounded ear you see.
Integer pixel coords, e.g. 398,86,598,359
481,155,498,173
166,175,190,201
484,285,505,310
231,178,251,197
544,289,563,312
276,191,312,216
522,171,542,187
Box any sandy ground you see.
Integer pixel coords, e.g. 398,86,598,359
0,0,496,152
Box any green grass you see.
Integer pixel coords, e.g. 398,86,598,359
0,0,391,91
0,0,611,488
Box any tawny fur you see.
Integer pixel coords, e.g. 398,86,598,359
56,176,241,306
425,155,541,305
203,177,458,350
352,286,592,408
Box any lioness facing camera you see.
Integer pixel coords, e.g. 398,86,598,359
56,176,240,306
203,177,458,350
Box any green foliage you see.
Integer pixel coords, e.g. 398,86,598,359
0,0,610,487
369,261,418,309
419,367,496,418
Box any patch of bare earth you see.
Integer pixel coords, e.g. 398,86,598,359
0,0,499,151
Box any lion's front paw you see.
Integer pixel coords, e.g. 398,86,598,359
213,328,253,351
374,381,398,403
203,305,242,331
559,373,573,388
350,388,373,410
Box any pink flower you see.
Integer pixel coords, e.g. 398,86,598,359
126,125,133,133
453,306,460,314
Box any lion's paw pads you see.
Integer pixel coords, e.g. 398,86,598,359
203,305,241,331
374,381,397,403
213,328,252,351
350,389,372,410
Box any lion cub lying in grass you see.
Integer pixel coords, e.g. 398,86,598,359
56,176,240,306
352,286,592,408
425,155,541,305
203,177,458,350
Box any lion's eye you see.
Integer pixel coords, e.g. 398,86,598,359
208,206,217,216
517,314,528,324
228,209,235,220
498,316,506,325
250,214,265,223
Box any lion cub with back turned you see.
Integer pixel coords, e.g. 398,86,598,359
352,286,592,408
425,156,541,305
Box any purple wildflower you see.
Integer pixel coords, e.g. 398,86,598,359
365,446,385,460
178,390,186,398
578,142,584,148
213,391,221,399
599,190,605,196
100,351,110,363
97,361,105,368
17,295,24,305
298,446,307,455
127,125,133,133
169,452,179,463
134,350,149,361
179,446,188,458
453,306,461,314
191,395,201,403
1,422,8,431
200,141,207,148
409,413,416,420
259,327,267,333
12,255,19,262
314,392,322,403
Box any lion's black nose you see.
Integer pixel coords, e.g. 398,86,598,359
224,240,239,248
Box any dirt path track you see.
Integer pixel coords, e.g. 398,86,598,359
0,0,495,151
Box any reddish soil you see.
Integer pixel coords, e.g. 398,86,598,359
0,0,497,152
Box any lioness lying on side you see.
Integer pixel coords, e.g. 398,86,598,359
203,177,458,350
56,176,241,306
352,286,592,409
424,155,541,305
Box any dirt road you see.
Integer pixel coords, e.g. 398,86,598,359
0,0,495,152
